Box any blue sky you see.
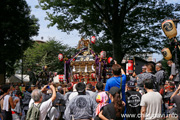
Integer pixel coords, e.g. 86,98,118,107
26,0,180,62
26,0,80,46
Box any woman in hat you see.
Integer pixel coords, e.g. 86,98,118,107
98,87,124,120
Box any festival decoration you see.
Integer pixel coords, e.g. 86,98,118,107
91,73,96,79
100,51,106,58
161,48,172,60
128,60,133,74
58,53,63,61
108,57,113,64
91,36,96,44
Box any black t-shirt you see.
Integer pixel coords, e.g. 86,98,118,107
126,90,141,120
102,103,123,120
171,95,180,119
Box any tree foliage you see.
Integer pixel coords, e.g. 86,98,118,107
38,0,180,63
23,38,77,75
0,0,39,83
92,37,113,57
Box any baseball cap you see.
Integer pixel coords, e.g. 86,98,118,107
57,86,62,90
109,87,120,96
127,80,136,88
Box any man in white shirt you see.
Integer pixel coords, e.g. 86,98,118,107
28,85,56,120
140,79,162,120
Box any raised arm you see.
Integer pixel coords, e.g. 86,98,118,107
170,85,180,100
121,68,125,75
9,96,15,109
50,85,56,102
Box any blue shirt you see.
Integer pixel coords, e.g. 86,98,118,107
105,74,126,102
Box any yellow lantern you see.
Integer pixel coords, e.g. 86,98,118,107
162,20,177,39
161,48,172,60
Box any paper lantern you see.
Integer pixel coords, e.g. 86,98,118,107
128,60,133,74
91,36,96,44
161,48,172,60
58,54,63,61
100,51,106,58
91,73,96,79
59,75,64,82
59,75,65,82
59,75,64,80
108,57,113,64
162,20,177,39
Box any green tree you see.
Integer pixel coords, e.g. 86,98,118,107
23,38,77,76
92,37,113,57
0,0,39,84
37,0,180,63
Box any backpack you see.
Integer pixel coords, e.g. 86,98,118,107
26,103,41,120
44,107,52,120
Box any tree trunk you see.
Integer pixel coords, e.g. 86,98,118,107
112,37,124,64
0,74,5,85
0,62,6,84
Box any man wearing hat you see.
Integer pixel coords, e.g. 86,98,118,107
125,81,141,120
64,82,96,120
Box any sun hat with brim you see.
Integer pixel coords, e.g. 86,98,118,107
109,87,120,96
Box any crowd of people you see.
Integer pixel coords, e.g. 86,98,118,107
0,60,180,120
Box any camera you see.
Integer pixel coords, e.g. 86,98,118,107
46,86,50,89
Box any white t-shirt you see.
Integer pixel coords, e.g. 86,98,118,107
29,98,52,120
140,91,162,120
3,95,10,111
